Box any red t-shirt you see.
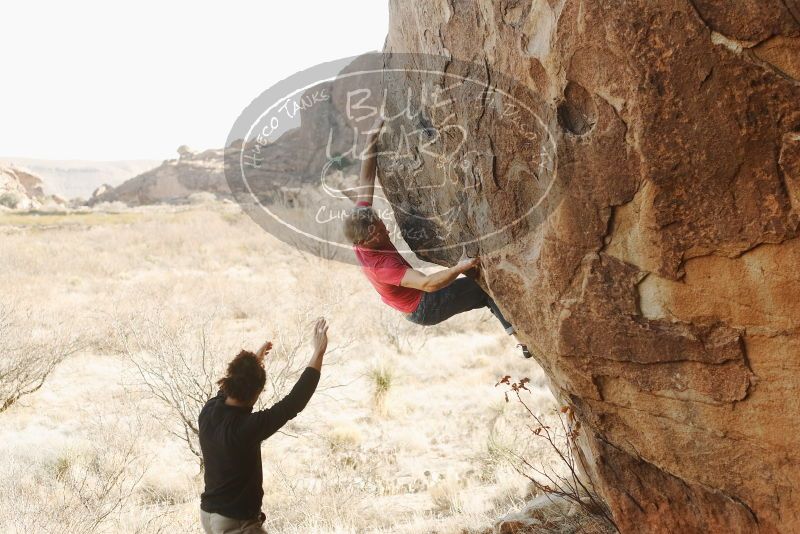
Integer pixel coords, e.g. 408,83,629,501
353,202,423,313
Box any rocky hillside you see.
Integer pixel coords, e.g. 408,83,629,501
0,158,160,199
88,146,228,205
382,1,800,533
91,79,359,206
0,164,63,209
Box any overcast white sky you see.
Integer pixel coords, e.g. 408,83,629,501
0,1,389,161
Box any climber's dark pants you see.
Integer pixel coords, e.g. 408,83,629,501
406,277,513,333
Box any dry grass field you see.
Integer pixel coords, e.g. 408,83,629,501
0,202,569,533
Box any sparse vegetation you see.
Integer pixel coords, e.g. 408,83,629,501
326,423,362,452
496,375,617,532
118,311,223,468
0,192,20,209
429,477,464,514
0,302,83,413
0,420,145,534
0,203,567,533
381,307,431,354
368,359,394,415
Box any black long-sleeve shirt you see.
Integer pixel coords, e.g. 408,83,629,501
199,367,320,519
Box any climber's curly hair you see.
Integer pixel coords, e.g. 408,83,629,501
217,350,266,402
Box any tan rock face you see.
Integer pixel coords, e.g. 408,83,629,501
0,165,58,209
382,1,800,532
89,147,230,206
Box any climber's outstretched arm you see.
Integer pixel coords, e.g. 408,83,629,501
356,119,383,205
400,257,478,293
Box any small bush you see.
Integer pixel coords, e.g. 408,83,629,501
368,360,394,416
0,302,83,413
496,375,618,531
327,424,362,452
429,477,464,513
117,312,224,468
187,192,217,205
52,455,72,481
380,309,431,354
0,192,19,209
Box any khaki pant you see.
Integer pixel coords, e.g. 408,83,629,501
200,510,267,534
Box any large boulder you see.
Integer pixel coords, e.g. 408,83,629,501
382,1,800,532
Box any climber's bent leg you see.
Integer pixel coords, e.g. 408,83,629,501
406,277,513,333
407,277,485,326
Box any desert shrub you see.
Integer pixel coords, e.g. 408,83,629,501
117,312,223,468
380,308,431,354
0,192,20,209
429,477,464,514
368,359,394,416
261,446,391,532
91,200,128,212
257,313,321,407
0,302,82,413
0,420,144,534
187,192,217,205
0,203,569,533
326,424,363,452
496,376,617,531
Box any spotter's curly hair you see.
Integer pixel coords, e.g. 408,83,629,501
217,350,266,402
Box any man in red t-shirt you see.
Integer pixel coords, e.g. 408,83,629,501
344,120,527,353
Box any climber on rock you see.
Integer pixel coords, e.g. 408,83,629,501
344,119,530,357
